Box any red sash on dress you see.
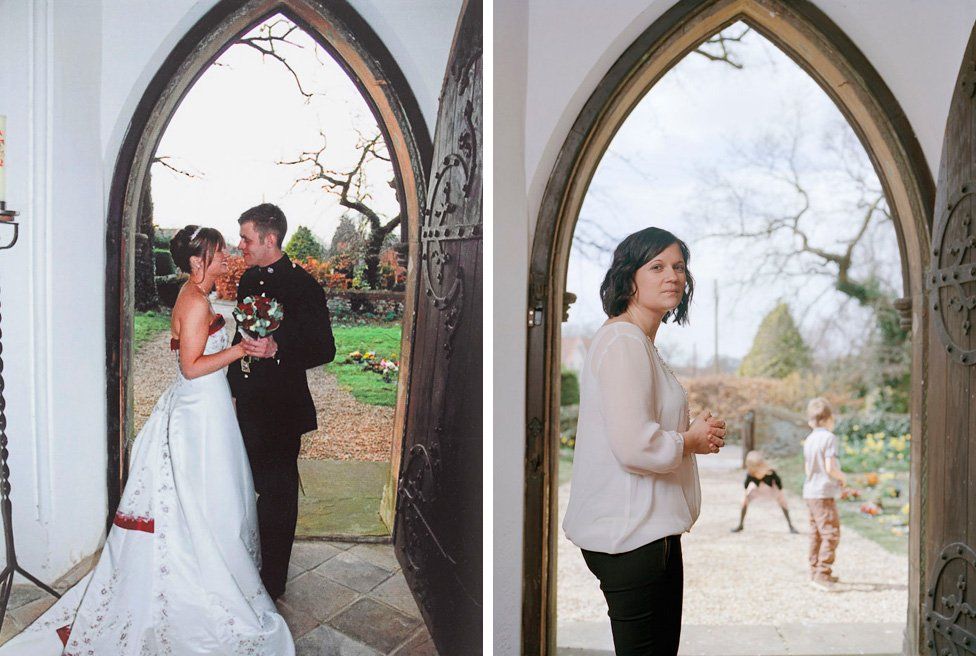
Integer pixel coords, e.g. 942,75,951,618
112,511,155,534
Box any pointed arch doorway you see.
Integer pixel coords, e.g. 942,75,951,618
523,1,939,653
105,0,430,541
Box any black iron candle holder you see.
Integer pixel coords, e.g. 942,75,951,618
0,201,60,632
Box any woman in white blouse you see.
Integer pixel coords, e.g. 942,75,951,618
563,227,726,656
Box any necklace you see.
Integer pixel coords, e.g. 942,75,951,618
647,339,678,380
647,338,692,427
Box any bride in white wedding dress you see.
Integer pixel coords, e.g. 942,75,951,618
0,225,295,655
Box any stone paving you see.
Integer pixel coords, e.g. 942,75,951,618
0,540,436,655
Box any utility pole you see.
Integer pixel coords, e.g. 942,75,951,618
714,279,720,375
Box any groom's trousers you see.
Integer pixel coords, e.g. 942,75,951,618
237,418,302,600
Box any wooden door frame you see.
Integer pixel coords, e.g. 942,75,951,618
105,0,431,532
523,1,935,653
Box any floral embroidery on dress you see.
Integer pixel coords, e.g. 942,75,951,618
245,526,261,569
62,567,123,655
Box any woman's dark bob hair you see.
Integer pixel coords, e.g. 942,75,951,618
599,227,694,324
170,225,226,276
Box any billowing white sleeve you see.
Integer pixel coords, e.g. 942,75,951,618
594,334,685,475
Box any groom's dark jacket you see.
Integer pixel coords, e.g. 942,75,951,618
227,253,336,436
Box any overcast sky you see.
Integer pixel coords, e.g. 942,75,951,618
152,15,398,249
564,23,902,368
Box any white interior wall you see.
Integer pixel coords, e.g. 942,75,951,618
0,0,457,584
493,1,976,651
493,1,529,651
0,0,109,583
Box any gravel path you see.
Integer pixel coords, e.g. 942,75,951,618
557,446,908,627
133,328,394,461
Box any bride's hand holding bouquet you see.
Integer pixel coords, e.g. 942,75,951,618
233,293,284,374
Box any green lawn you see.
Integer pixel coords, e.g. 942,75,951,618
327,324,402,407
134,310,171,351
775,452,908,556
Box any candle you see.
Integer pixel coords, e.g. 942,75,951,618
0,115,6,204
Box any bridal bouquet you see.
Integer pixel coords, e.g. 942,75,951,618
233,293,284,374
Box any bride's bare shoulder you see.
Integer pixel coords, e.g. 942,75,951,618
171,286,210,324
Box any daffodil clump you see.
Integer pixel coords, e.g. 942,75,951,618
836,414,911,472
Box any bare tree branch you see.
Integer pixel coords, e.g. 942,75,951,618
152,155,203,179
692,26,752,69
692,114,893,309
235,18,314,100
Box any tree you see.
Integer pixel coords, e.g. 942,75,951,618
135,173,159,312
228,15,403,290
281,131,401,290
695,112,909,397
284,225,326,261
328,214,366,258
135,156,202,310
739,302,811,378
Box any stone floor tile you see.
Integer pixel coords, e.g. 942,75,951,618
8,596,57,628
288,561,305,582
6,586,50,611
313,550,394,594
390,625,437,656
275,598,321,640
347,543,400,573
279,571,360,623
0,616,24,647
329,598,421,654
676,624,787,656
291,540,343,574
296,623,381,656
368,573,421,620
326,540,356,551
777,622,902,656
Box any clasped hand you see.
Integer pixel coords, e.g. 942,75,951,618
241,335,278,359
684,410,726,455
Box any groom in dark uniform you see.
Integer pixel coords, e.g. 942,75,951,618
229,203,336,600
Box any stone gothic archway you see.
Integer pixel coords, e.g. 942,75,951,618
523,1,935,653
104,0,431,533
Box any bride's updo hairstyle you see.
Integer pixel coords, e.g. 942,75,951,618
170,225,226,276
599,226,695,325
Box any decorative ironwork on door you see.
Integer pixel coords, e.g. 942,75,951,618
928,182,976,365
924,542,976,654
393,0,482,652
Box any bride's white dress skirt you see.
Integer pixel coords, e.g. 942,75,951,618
0,322,295,655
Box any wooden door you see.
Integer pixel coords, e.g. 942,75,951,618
922,18,976,655
392,1,482,653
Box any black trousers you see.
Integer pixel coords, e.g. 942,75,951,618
237,417,302,599
581,535,684,656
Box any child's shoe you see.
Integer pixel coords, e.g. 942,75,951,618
810,574,836,590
